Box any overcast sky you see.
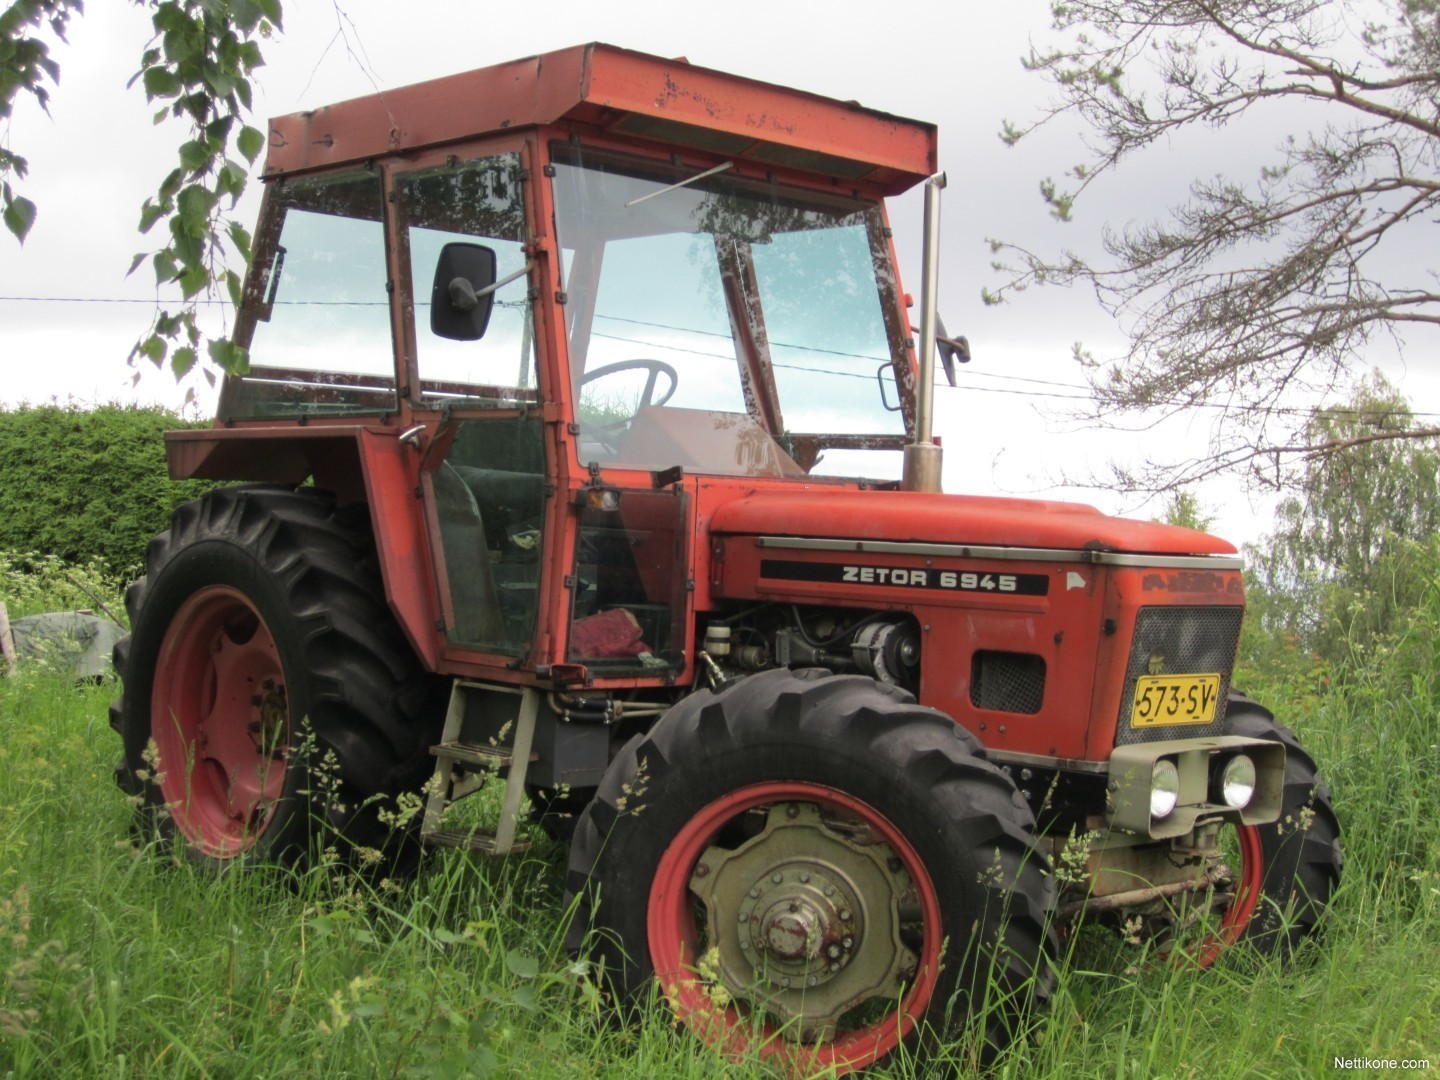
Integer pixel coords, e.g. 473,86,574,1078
3,0,1431,548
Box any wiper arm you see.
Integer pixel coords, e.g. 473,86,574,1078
624,161,734,208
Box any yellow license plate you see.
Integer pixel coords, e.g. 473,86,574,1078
1130,674,1222,728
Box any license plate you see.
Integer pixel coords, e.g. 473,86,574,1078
1130,674,1222,728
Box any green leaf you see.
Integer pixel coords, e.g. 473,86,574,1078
3,195,37,243
170,346,197,378
224,269,243,307
217,160,247,201
179,265,208,298
237,125,264,164
159,168,185,200
138,335,167,364
139,201,166,234
152,250,179,283
126,251,148,277
177,184,216,231
504,950,539,979
142,66,180,100
207,339,249,375
227,221,252,263
178,139,209,172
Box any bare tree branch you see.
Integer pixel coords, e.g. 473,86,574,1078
994,0,1440,490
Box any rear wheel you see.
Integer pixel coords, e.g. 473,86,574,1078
111,486,442,869
565,669,1055,1074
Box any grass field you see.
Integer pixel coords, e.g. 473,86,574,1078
1,571,1436,1078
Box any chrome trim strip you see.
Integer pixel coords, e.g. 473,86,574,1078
754,535,1243,571
987,749,1110,775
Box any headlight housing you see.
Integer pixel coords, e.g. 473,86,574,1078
1150,758,1180,819
1216,753,1257,809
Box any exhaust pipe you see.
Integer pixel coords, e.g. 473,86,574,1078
902,171,946,494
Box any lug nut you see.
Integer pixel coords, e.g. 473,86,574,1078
839,909,852,921
827,944,840,959
798,871,809,883
771,872,783,884
842,936,853,949
786,803,800,818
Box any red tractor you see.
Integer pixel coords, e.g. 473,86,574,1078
111,44,1341,1073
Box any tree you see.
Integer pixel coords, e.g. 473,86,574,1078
990,1,1440,491
1,0,280,389
1245,370,1440,664
1156,489,1217,531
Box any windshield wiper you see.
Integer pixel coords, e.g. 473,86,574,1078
624,161,734,208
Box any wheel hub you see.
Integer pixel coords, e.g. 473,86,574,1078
689,801,916,1041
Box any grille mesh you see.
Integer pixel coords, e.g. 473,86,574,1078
971,651,1046,715
1114,606,1243,746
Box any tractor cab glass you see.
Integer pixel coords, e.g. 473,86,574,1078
549,144,911,480
396,154,537,404
223,169,394,419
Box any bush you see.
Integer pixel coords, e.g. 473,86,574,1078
0,403,213,576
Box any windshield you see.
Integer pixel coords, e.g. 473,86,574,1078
550,145,911,479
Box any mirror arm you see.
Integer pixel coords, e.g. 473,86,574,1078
472,260,534,301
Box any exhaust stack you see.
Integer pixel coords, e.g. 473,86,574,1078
902,171,946,494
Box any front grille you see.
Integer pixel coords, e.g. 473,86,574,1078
1114,606,1243,746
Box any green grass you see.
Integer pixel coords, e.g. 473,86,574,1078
1,584,1437,1077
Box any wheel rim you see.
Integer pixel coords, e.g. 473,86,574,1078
1187,822,1264,967
647,781,942,1074
150,586,290,857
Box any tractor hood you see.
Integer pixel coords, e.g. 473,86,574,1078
707,489,1237,558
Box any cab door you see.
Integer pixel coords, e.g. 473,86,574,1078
392,144,557,664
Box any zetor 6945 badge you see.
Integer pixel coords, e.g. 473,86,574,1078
111,44,1342,1075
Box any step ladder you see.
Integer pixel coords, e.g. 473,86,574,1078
420,680,539,856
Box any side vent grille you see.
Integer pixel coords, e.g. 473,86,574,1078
970,651,1046,715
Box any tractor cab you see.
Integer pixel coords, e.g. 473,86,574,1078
185,43,937,686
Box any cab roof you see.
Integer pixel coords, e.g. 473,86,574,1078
263,42,937,195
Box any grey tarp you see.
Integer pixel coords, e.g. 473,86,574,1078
10,612,125,679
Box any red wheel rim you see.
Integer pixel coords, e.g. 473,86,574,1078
647,781,943,1075
1188,823,1264,968
150,586,290,857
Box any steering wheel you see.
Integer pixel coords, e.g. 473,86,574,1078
578,358,679,407
577,359,680,454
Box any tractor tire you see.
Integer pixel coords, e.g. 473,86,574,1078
1216,692,1342,960
565,668,1055,1075
110,485,443,870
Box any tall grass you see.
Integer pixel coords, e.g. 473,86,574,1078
1,566,1435,1077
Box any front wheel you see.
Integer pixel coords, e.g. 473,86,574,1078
565,669,1055,1074
1219,694,1342,959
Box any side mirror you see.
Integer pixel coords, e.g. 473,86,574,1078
431,242,497,341
935,315,970,388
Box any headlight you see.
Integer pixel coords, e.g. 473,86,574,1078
1217,753,1257,809
1150,758,1180,819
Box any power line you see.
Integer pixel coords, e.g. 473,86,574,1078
5,296,1439,420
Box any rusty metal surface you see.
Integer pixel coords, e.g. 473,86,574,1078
263,43,935,193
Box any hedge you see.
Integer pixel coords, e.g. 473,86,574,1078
0,403,214,575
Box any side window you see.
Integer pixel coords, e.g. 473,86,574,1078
396,154,535,403
227,170,394,418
